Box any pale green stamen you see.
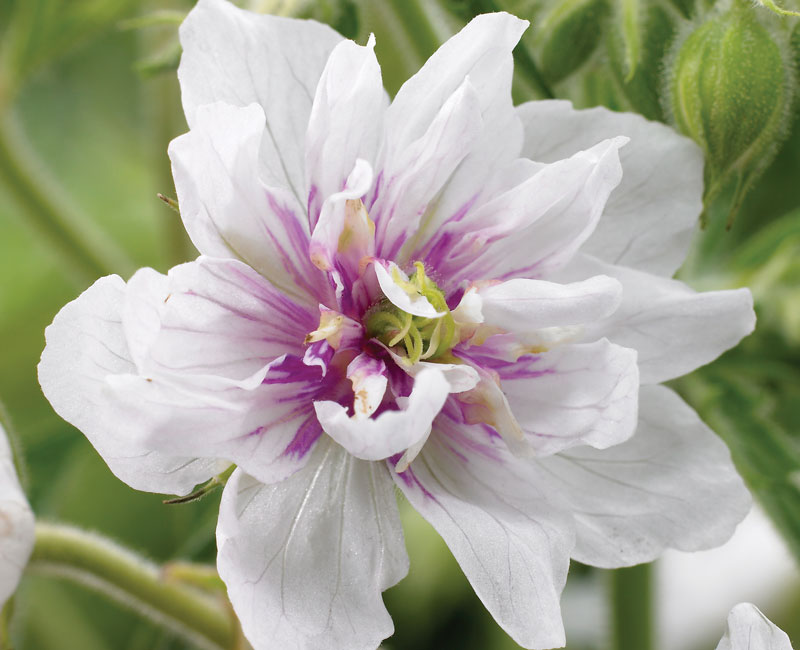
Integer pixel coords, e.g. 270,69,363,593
365,262,457,363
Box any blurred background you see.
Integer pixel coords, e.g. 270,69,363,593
0,0,799,648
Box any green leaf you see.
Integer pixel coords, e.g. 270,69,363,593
534,0,609,84
680,361,800,562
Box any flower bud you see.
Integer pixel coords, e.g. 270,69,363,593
668,3,793,223
534,0,609,84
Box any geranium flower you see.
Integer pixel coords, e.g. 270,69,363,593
717,604,794,649
0,423,35,608
39,0,755,648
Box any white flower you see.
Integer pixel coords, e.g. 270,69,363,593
0,423,34,608
38,0,755,648
717,603,794,649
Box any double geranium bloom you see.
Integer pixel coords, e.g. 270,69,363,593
39,0,755,648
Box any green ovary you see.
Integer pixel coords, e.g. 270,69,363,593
365,262,457,363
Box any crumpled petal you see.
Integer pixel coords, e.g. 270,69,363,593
314,367,450,461
383,12,528,263
558,254,756,384
383,345,480,394
392,409,574,649
0,424,35,607
105,353,331,487
178,0,342,201
463,338,639,456
716,603,794,650
346,353,388,419
122,257,315,381
518,100,704,277
38,276,221,495
309,159,374,275
431,137,626,285
372,76,484,261
305,35,386,226
534,385,751,567
169,101,331,306
476,275,622,334
217,440,408,650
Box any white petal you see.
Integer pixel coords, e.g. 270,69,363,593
384,346,480,394
717,603,794,650
477,275,622,334
535,385,751,567
169,102,331,306
518,100,703,277
487,339,639,456
373,77,484,261
314,367,449,461
437,137,626,284
105,353,329,487
393,414,573,649
122,258,315,381
561,254,756,383
217,442,408,650
309,158,374,273
0,424,34,607
385,12,526,161
346,353,388,419
373,261,445,318
305,35,386,226
38,276,220,495
384,13,528,260
178,0,342,203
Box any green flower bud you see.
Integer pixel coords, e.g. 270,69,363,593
667,2,793,225
607,1,681,120
533,0,609,84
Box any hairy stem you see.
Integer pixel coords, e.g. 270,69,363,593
28,523,236,650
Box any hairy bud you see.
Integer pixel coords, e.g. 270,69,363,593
667,2,793,225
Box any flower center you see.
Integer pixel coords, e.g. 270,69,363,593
365,262,457,363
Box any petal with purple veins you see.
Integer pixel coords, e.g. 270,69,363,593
217,441,407,650
314,367,450,461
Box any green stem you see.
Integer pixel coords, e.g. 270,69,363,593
0,109,135,284
465,0,556,99
27,523,236,650
609,563,655,650
385,0,444,64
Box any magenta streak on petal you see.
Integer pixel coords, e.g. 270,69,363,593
458,347,555,381
366,170,383,211
307,184,319,229
394,464,437,500
303,340,334,376
283,413,323,458
436,400,504,463
414,194,479,265
223,264,316,329
263,192,336,305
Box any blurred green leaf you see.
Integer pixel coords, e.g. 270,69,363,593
678,207,800,564
0,0,139,99
607,0,682,120
533,0,609,84
680,360,800,563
